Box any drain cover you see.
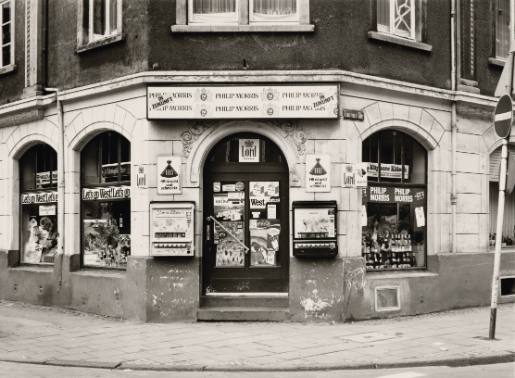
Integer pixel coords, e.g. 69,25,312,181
340,332,397,343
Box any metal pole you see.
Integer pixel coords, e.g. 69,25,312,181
489,138,508,340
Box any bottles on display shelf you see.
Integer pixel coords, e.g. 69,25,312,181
362,231,416,270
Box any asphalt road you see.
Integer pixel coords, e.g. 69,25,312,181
0,362,513,378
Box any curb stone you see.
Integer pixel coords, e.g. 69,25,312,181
1,352,514,372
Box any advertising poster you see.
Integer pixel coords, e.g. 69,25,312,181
21,214,58,264
238,139,260,163
294,208,336,239
363,186,425,204
214,220,245,267
343,163,368,188
157,156,181,194
249,181,280,210
213,193,245,221
367,162,409,180
250,219,280,266
306,154,331,192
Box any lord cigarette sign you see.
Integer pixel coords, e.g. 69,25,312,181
147,85,339,119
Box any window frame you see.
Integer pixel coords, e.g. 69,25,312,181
494,0,515,61
0,0,14,70
80,132,131,270
175,0,312,32
361,130,428,272
77,0,123,50
19,144,59,266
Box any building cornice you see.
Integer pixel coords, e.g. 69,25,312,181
0,70,498,123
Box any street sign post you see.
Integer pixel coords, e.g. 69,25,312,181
489,95,513,340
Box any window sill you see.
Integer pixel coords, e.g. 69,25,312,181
368,31,432,52
0,64,16,76
8,264,54,273
488,57,506,68
367,270,437,280
76,34,124,54
171,24,315,33
72,268,126,279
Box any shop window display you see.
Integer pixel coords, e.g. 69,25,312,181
81,132,131,269
20,144,58,264
362,130,427,271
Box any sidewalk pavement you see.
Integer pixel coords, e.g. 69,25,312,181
0,301,514,372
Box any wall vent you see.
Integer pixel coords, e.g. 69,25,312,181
500,276,515,297
375,286,401,312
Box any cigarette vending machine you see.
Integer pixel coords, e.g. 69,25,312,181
150,202,195,257
292,201,338,258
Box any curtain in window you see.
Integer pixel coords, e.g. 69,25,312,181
93,0,106,35
496,0,511,58
377,0,390,32
109,0,118,34
253,0,296,16
193,0,236,14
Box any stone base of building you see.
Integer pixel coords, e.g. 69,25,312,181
1,250,514,322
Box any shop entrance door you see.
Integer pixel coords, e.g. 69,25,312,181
202,134,289,293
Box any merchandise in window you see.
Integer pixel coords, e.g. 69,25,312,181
80,0,122,46
0,0,13,68
361,130,427,271
377,0,421,41
20,145,58,265
188,0,301,24
81,132,131,269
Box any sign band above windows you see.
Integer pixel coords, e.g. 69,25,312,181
21,191,58,205
147,85,339,119
82,186,131,201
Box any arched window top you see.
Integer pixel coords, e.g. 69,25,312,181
20,144,58,192
362,129,427,186
205,132,287,169
81,132,130,186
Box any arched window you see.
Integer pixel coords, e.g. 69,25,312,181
81,132,131,269
20,144,58,264
361,130,427,271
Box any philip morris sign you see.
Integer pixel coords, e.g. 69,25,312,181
147,85,339,119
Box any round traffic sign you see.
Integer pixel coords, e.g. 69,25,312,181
494,94,513,138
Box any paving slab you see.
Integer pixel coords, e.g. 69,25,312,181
0,300,514,371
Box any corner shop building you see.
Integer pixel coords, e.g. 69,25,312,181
1,72,514,322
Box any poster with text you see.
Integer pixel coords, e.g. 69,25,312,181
157,156,181,194
249,219,280,266
249,181,280,210
306,154,331,192
213,193,245,221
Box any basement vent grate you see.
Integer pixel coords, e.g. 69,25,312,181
500,276,515,297
375,286,401,312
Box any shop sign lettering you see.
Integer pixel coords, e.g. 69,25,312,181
147,85,339,119
82,186,131,201
366,162,409,180
21,191,58,205
362,186,425,204
239,139,260,163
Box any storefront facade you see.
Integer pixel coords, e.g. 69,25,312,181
1,72,515,322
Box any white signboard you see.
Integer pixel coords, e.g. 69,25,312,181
147,85,339,119
82,186,131,201
157,156,182,194
239,139,260,163
367,162,409,180
39,204,56,216
306,154,331,192
21,191,58,205
342,163,368,188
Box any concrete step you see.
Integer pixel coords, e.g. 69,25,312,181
200,294,288,308
197,307,289,322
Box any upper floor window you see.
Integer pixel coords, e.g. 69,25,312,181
0,0,13,68
495,0,514,59
189,0,299,24
377,0,422,41
78,0,122,47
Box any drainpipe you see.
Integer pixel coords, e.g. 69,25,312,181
44,87,65,285
450,0,458,254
